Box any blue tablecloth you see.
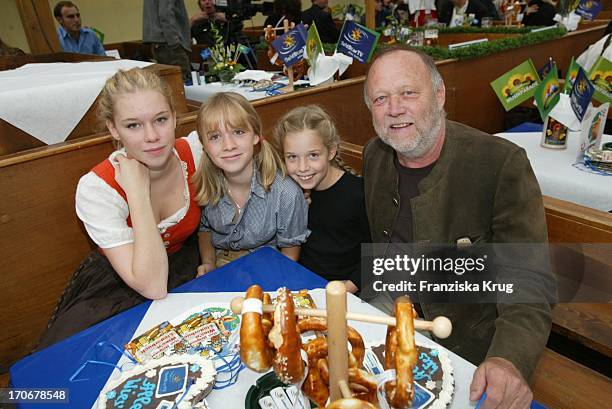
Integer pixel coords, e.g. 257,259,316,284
9,247,326,409
505,122,544,133
10,247,547,408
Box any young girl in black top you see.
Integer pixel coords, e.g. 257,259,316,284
273,105,371,293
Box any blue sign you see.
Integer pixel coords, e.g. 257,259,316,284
156,364,188,398
412,382,435,408
271,24,307,67
576,0,603,20
336,20,381,64
570,68,595,122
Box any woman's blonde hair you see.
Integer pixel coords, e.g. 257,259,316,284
193,92,284,205
273,105,357,175
98,68,175,148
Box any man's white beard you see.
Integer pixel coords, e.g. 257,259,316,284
375,102,444,160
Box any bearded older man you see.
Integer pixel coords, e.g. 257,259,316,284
362,46,555,409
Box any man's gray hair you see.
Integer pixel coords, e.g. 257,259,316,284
363,46,444,110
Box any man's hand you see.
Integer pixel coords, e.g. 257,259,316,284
470,357,532,409
196,262,215,277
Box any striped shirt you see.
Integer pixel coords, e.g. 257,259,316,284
200,170,310,251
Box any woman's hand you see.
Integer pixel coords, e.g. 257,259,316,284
114,154,150,197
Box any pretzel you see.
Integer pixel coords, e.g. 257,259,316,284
297,317,366,367
318,361,379,404
384,296,418,409
268,288,305,384
302,333,376,406
326,398,378,409
239,285,274,372
262,292,273,335
302,337,330,407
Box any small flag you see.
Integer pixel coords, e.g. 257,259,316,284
576,0,603,20
91,27,105,44
538,58,555,81
534,63,561,121
336,20,381,64
563,57,581,94
306,22,324,74
588,56,612,104
569,68,594,122
237,44,251,54
200,48,212,60
490,59,540,111
272,23,307,67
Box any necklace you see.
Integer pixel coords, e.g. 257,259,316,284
226,183,244,215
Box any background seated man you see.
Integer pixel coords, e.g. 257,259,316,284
438,0,494,26
54,1,105,56
191,0,256,68
302,0,340,44
191,0,244,46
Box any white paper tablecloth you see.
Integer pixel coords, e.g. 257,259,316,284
184,79,310,103
96,290,476,409
0,60,152,145
496,132,612,211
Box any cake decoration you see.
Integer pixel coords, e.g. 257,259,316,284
97,354,216,409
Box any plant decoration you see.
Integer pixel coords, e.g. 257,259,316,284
331,3,365,21
207,23,245,82
558,0,581,15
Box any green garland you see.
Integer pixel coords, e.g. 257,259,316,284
257,26,567,62
414,26,567,60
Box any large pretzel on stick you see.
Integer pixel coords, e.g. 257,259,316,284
384,296,418,409
268,287,305,384
239,285,274,372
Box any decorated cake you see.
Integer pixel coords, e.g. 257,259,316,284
364,341,454,409
97,354,216,409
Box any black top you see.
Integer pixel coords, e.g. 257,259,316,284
301,4,340,43
299,172,371,289
438,0,494,26
390,157,436,244
522,0,557,27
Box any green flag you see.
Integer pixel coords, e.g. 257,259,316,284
588,56,612,104
563,57,581,94
91,27,105,44
306,21,324,74
490,60,540,111
534,63,561,121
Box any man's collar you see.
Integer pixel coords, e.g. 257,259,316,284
58,25,83,38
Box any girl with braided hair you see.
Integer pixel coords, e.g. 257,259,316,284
273,105,371,293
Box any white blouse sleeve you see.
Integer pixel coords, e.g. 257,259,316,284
75,172,134,249
185,131,203,169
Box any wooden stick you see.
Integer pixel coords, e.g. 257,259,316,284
326,281,349,402
338,379,353,399
230,297,453,339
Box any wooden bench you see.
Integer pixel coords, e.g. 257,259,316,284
532,348,612,409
